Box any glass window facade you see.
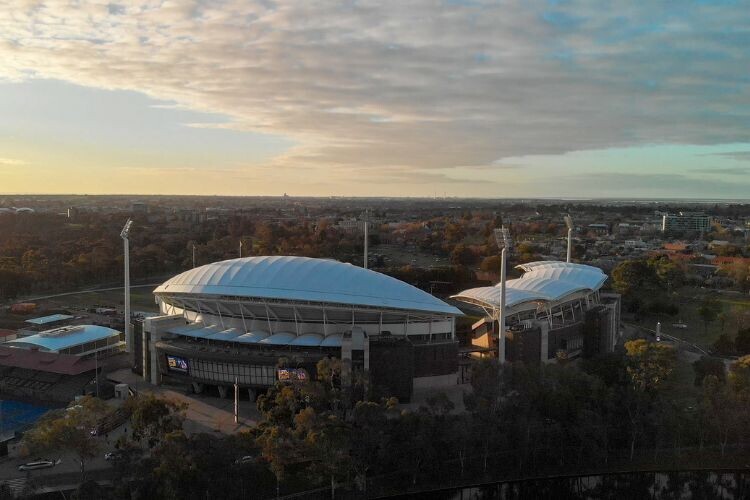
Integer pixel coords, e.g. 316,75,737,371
190,359,276,386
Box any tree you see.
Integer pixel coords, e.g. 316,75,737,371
612,260,652,297
625,340,676,394
712,333,736,355
623,340,676,459
125,394,186,447
692,356,726,386
449,244,476,266
23,396,109,480
295,408,350,498
735,327,750,355
697,298,721,335
480,255,502,273
350,401,389,491
700,375,738,457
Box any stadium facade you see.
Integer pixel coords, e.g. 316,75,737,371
452,261,621,363
140,256,463,402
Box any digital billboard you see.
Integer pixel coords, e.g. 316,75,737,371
166,355,189,373
277,367,308,382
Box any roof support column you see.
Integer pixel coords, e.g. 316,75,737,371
264,303,273,334
293,306,300,336
238,301,247,333
215,301,224,329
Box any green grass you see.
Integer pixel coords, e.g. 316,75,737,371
662,358,701,406
636,287,750,349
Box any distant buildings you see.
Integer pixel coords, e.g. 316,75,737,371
662,212,712,234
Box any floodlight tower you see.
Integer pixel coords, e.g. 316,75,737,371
564,215,574,263
120,219,133,354
497,226,513,364
363,210,369,270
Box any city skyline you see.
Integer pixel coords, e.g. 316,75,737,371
2,1,750,198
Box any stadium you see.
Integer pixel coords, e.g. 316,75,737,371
452,261,621,363
139,256,463,402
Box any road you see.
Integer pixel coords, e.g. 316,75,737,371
8,283,162,304
624,321,710,356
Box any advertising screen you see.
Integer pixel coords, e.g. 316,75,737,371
166,355,189,373
277,368,308,382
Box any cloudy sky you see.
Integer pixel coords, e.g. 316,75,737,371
1,0,749,198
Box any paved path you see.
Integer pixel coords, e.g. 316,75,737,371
108,368,260,434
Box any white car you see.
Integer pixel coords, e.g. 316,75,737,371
18,459,58,471
104,452,121,461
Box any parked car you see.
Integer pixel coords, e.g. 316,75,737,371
104,452,122,461
17,459,58,471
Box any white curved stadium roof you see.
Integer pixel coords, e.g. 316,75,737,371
155,256,462,316
452,261,607,312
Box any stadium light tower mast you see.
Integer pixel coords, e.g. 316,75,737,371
120,218,133,354
363,210,369,270
497,226,513,364
564,215,574,263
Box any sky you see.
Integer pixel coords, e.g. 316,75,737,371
1,0,750,198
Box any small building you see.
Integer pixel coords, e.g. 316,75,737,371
5,325,124,357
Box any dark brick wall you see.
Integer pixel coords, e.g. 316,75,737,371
369,338,414,402
506,327,542,363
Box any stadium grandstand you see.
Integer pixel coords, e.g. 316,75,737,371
452,261,620,363
139,256,463,402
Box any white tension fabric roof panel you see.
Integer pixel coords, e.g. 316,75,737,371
155,256,462,316
451,261,607,311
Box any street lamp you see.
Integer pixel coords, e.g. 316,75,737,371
120,219,133,355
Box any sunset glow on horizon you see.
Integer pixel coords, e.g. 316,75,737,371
1,1,750,198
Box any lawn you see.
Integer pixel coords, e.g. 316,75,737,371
636,286,750,349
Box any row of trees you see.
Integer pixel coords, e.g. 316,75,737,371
18,346,750,499
250,344,750,498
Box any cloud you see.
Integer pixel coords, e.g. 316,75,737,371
0,0,749,177
549,172,750,198
692,166,750,175
0,157,25,165
701,151,750,162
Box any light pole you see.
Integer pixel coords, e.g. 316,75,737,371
564,215,574,263
239,240,243,258
362,210,369,269
234,377,239,424
496,226,513,364
120,219,133,355
192,243,196,268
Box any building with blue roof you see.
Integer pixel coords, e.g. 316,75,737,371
6,325,124,356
